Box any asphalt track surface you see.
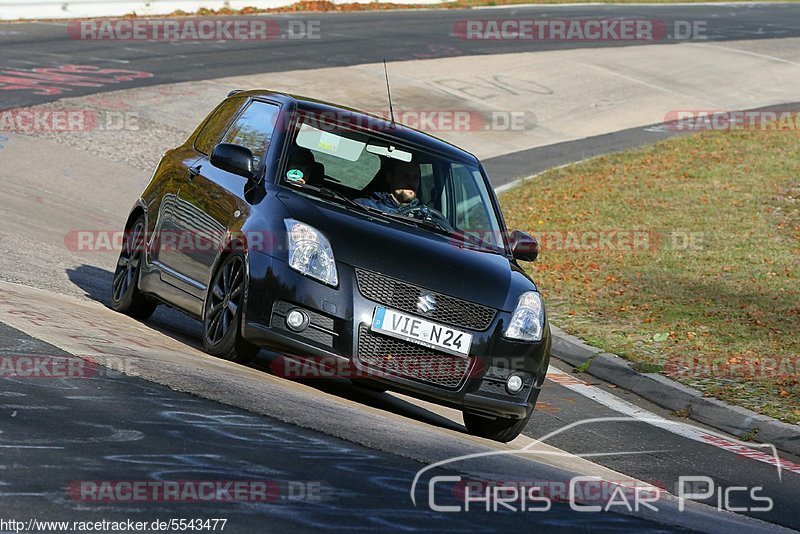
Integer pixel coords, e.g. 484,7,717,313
2,4,800,184
2,4,800,532
0,322,669,532
2,4,800,110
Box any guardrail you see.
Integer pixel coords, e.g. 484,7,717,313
0,0,445,21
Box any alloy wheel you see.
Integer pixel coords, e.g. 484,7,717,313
205,254,244,345
113,220,145,302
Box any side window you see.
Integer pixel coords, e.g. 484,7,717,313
222,100,280,168
451,164,492,232
194,96,245,156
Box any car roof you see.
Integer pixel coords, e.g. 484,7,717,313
231,89,481,165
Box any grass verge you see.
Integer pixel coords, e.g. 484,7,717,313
499,128,800,424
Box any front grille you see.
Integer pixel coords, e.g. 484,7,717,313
357,325,471,389
355,269,496,331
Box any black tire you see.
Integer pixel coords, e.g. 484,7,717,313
111,216,157,319
202,252,258,363
463,409,533,443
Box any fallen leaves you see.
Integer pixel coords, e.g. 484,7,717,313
498,127,800,423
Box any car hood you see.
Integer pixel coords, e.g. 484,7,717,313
277,190,535,311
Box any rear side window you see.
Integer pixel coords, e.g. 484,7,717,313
194,96,245,155
222,100,280,167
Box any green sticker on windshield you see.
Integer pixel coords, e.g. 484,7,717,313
286,169,304,182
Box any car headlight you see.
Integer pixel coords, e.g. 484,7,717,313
504,291,544,342
284,219,338,287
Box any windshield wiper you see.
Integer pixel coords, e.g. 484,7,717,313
319,186,369,211
294,184,372,214
411,216,501,254
371,209,433,231
382,211,495,251
365,208,499,252
409,216,454,237
293,184,422,227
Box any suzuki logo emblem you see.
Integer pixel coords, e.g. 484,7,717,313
417,293,437,314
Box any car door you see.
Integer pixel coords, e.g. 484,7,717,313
166,98,282,300
154,96,245,286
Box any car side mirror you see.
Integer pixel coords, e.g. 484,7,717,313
509,230,538,262
210,143,254,179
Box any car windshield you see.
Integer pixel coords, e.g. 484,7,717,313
281,115,506,251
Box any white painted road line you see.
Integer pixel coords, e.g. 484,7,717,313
546,366,800,477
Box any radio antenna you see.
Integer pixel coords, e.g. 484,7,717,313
383,59,395,125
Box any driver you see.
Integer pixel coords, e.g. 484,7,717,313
356,159,421,213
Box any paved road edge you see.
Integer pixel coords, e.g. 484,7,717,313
549,324,800,457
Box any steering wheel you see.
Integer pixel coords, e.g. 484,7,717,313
401,204,453,228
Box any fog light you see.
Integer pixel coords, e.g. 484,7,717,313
506,374,524,394
286,309,308,332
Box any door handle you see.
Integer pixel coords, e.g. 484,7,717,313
188,165,202,180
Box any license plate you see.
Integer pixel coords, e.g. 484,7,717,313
371,307,472,358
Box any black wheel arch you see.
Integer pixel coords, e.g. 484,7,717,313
124,202,147,232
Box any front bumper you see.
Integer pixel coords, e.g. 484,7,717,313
243,251,551,419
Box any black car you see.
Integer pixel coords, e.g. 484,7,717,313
111,90,551,442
